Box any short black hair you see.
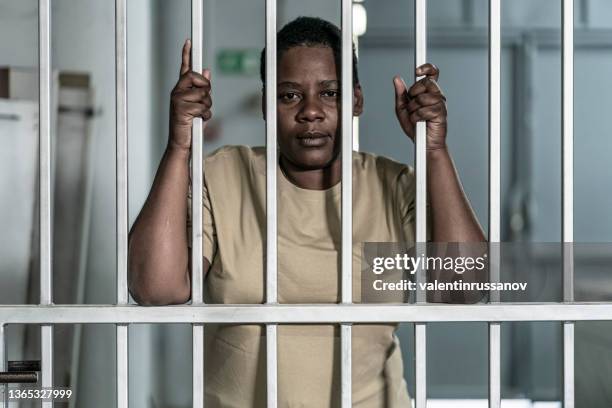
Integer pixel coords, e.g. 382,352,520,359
259,16,359,87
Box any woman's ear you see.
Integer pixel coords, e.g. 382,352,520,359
353,84,364,116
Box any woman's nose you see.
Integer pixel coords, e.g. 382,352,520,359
297,97,325,122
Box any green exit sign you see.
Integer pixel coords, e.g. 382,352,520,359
217,49,261,76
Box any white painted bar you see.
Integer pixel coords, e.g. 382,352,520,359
414,1,427,406
562,1,575,407
265,0,278,406
0,304,611,324
488,1,501,407
341,0,354,406
342,1,354,406
0,324,6,408
116,0,129,308
266,324,278,408
115,1,129,406
39,1,54,406
191,0,204,305
193,324,204,408
191,1,205,406
116,325,128,407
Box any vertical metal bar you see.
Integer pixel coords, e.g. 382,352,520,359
341,1,353,407
191,1,206,406
562,1,575,407
39,1,54,407
488,1,501,407
265,0,278,407
115,0,129,407
0,324,6,408
414,1,427,407
191,0,204,307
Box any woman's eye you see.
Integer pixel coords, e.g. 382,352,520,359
322,90,339,98
280,92,298,101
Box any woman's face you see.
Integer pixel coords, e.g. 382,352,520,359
274,45,361,170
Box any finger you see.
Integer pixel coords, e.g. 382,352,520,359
406,93,446,114
393,76,409,110
175,88,212,106
180,39,192,75
175,71,211,91
408,77,443,99
177,101,213,120
409,103,446,124
416,63,439,81
203,68,211,81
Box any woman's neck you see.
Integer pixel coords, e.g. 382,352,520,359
279,155,342,190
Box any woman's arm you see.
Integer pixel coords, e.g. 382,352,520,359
128,40,213,305
394,63,486,303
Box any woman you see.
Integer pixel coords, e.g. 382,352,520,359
128,17,484,407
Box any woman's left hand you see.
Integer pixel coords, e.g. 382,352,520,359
393,63,448,151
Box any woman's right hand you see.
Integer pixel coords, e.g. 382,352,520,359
168,39,212,152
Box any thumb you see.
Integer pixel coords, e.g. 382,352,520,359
203,68,211,81
393,75,408,110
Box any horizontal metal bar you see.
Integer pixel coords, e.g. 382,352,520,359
8,361,41,372
1,303,612,324
0,372,38,384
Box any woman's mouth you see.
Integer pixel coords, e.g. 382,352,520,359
297,132,330,148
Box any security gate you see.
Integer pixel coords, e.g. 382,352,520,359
1,0,610,407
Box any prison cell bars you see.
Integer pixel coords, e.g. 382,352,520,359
488,1,502,407
265,0,279,407
39,1,54,407
0,1,586,408
190,0,206,407
562,1,575,407
414,1,427,407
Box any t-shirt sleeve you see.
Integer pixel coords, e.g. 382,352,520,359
186,175,217,265
395,165,432,243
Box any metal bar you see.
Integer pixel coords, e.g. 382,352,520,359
488,1,501,407
414,1,427,407
193,324,204,408
488,323,501,407
191,0,204,306
563,322,575,407
7,361,41,372
266,325,277,408
39,1,53,406
191,1,205,407
41,325,53,408
341,0,353,407
265,0,278,406
116,0,128,307
0,324,6,408
115,1,129,407
562,1,575,407
0,372,38,384
341,0,353,307
1,304,612,324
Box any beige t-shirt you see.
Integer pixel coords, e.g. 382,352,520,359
188,145,419,408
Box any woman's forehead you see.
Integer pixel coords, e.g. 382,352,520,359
278,46,338,81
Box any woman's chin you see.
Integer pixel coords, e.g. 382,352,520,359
294,150,336,169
